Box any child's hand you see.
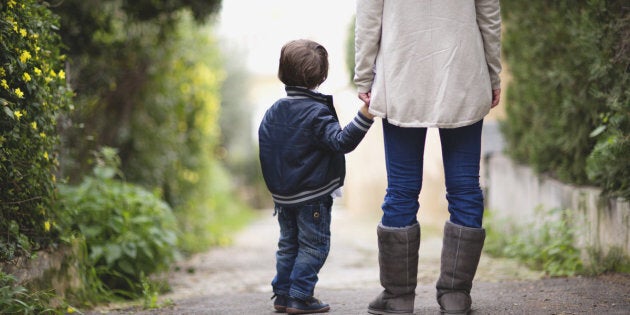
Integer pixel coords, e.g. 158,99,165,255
360,103,375,120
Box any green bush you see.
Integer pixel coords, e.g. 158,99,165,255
124,13,253,254
485,208,584,277
124,12,223,211
58,148,178,294
0,271,55,314
0,0,72,261
501,0,629,198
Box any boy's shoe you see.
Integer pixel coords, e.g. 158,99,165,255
286,297,330,314
271,294,288,312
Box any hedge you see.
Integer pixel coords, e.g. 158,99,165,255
501,0,629,198
0,0,72,261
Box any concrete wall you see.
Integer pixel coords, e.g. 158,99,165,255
483,151,630,259
1,240,85,305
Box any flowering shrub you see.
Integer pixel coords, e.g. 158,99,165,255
0,0,72,261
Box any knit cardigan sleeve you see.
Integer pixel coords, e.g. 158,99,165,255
475,0,502,89
353,0,384,93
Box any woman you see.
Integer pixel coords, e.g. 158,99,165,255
354,0,502,314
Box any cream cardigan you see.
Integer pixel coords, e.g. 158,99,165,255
354,0,502,128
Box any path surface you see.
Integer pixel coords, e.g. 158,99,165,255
89,207,630,314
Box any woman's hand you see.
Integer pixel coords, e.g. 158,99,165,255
358,92,371,106
491,89,501,108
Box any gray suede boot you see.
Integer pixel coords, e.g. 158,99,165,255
368,223,420,315
435,221,486,314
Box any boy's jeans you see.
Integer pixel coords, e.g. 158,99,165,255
381,119,484,228
272,196,332,301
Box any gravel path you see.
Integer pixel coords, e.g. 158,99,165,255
89,207,630,314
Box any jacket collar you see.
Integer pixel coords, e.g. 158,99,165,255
285,86,338,120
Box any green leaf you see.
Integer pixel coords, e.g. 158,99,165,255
90,245,104,262
123,243,137,259
589,125,606,138
105,244,122,266
2,106,14,119
117,260,135,275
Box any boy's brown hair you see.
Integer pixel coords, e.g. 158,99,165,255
278,39,328,89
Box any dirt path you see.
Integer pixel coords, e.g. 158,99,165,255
87,206,629,314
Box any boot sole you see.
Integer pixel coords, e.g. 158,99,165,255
367,307,414,315
440,307,471,314
286,306,330,314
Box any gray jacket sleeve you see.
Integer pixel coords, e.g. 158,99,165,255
353,0,384,93
475,0,502,89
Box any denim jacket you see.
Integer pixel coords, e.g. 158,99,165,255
258,86,373,207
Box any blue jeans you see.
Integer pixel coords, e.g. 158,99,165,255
272,196,332,301
381,119,484,228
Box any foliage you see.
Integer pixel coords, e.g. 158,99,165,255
51,0,221,183
175,162,253,254
57,148,178,294
585,247,630,275
0,271,56,314
123,12,223,210
49,1,254,255
484,208,584,277
501,0,630,198
0,0,73,261
121,13,253,253
217,43,269,209
140,273,173,310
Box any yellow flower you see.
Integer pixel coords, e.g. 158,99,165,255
14,88,24,98
22,72,31,82
43,151,49,160
19,50,31,63
44,221,51,232
20,28,27,38
58,70,65,80
49,70,57,78
66,306,75,313
8,0,16,8
1,79,8,90
33,67,42,76
31,121,37,130
0,68,5,76
39,132,46,138
14,110,23,120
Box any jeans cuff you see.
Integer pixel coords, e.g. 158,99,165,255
289,288,311,301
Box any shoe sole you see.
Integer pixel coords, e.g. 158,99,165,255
274,305,287,313
367,307,414,315
286,306,330,314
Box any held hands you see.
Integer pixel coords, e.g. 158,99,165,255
358,92,374,120
358,92,371,105
360,103,374,120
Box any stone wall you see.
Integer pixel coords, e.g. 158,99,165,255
1,240,85,305
483,150,630,260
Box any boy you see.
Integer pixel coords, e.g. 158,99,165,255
258,39,374,314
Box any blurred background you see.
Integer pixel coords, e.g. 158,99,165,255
1,0,627,312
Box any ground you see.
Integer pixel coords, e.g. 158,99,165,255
88,207,630,314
